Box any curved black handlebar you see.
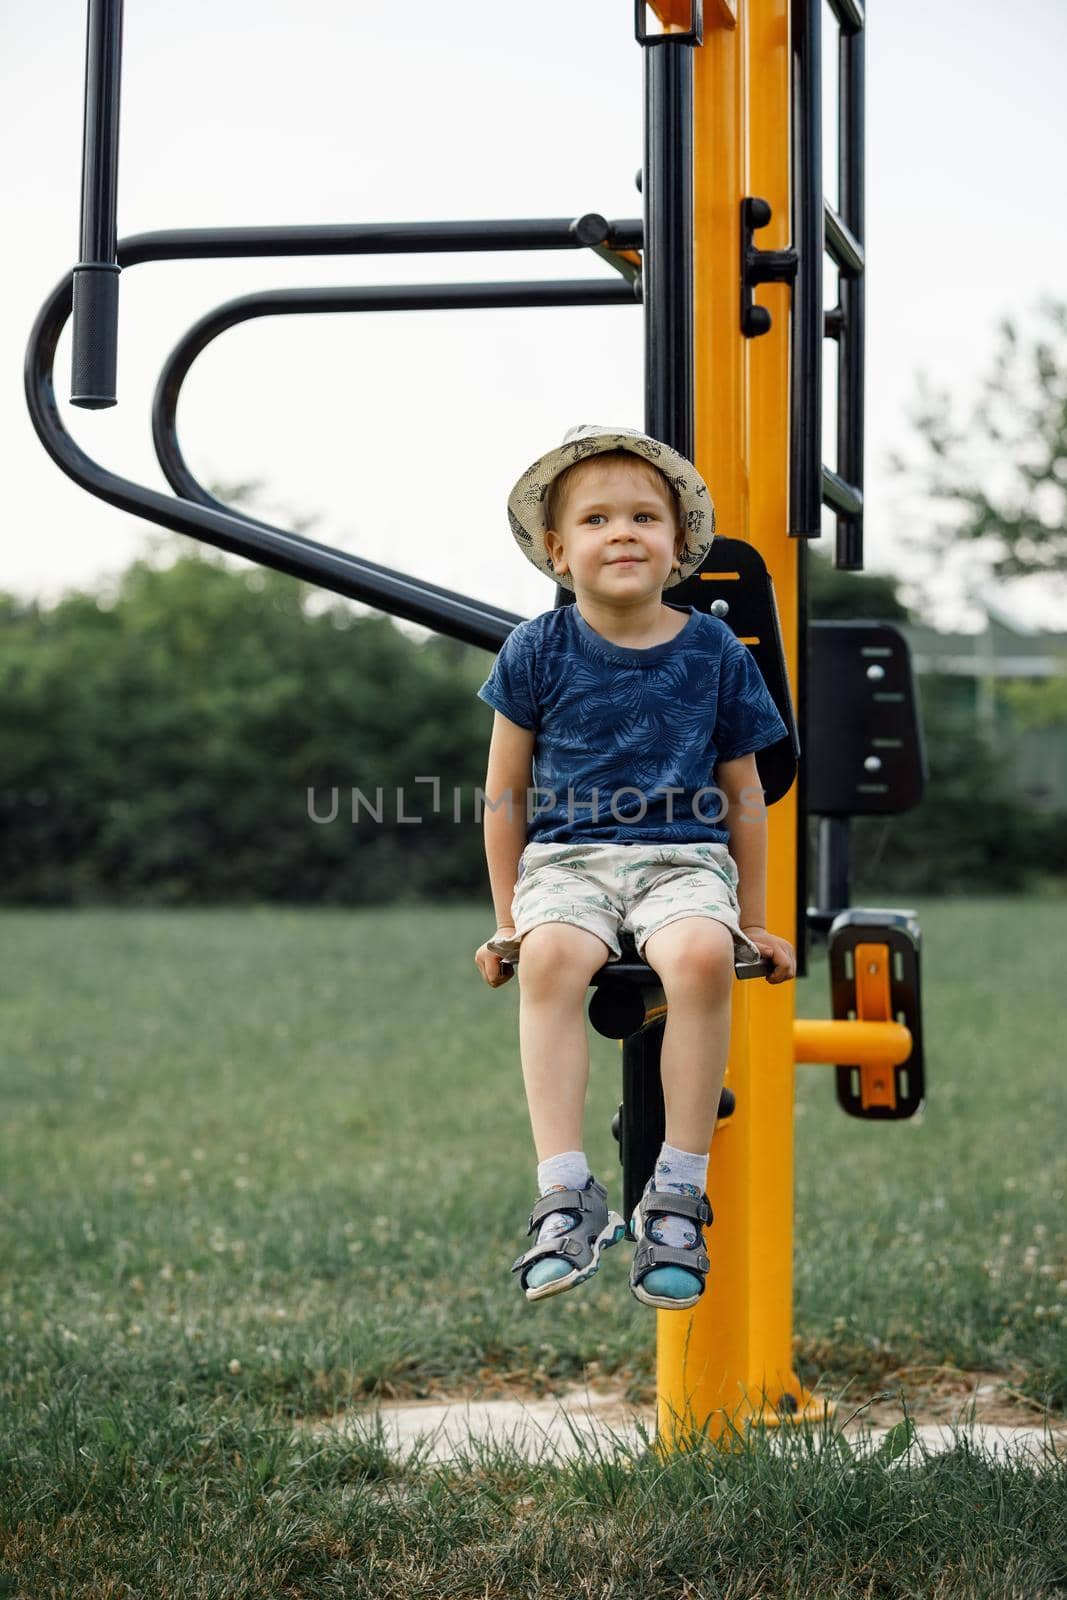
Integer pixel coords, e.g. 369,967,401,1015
149,279,637,573
25,218,641,654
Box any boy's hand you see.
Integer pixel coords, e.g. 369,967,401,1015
475,925,520,988
741,925,796,984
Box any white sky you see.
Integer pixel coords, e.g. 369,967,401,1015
4,0,1067,636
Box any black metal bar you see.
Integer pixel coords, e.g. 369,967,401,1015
619,22,698,1209
821,465,863,517
826,0,864,35
26,212,641,654
816,816,851,914
824,202,863,277
116,216,643,269
27,270,530,653
789,0,823,537
150,279,635,611
837,17,866,569
641,28,694,457
620,1024,668,1222
796,535,810,979
71,0,123,409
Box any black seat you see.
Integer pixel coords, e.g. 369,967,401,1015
587,930,772,1041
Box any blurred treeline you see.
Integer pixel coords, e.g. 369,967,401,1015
1,542,1064,905
0,550,489,907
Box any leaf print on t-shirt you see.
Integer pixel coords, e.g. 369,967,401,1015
475,606,787,847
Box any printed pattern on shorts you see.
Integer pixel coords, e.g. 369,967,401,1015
510,841,762,965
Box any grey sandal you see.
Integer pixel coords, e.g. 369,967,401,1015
511,1177,627,1302
629,1184,713,1310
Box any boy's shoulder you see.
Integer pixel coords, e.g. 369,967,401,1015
504,604,736,655
503,606,573,651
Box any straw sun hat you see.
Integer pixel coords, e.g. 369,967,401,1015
506,424,716,591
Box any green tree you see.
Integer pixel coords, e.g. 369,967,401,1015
0,541,493,906
999,657,1067,730
806,543,911,621
887,296,1067,619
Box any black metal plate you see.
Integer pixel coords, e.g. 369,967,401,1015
808,622,926,816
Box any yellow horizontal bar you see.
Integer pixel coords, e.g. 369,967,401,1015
794,1019,912,1068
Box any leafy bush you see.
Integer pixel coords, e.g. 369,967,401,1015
0,550,492,905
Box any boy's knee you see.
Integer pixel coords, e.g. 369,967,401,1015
644,917,735,988
516,922,612,988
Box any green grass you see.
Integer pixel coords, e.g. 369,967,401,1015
1,897,1065,1597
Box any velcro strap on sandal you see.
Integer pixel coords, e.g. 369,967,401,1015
527,1186,591,1236
641,1189,713,1228
511,1234,585,1273
633,1236,710,1277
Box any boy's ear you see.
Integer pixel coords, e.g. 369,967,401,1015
545,529,568,575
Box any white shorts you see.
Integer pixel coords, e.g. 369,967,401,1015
510,840,762,964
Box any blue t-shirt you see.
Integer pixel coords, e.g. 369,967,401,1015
476,602,788,845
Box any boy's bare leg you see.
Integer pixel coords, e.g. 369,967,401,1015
641,916,735,1155
516,922,614,1159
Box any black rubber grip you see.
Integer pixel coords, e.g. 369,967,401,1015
71,263,120,408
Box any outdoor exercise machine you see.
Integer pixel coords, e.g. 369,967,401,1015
26,0,928,1453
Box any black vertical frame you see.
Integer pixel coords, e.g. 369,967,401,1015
796,537,811,978
836,9,865,569
790,0,824,539
642,27,695,459
620,18,698,1213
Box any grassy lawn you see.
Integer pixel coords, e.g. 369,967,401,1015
1,896,1065,1596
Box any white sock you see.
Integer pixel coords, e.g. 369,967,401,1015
649,1142,709,1251
535,1150,591,1244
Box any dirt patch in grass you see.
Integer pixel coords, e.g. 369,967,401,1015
844,1363,1066,1430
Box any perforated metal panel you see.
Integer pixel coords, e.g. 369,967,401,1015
807,621,926,816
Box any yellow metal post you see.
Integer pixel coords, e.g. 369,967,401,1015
655,0,829,1450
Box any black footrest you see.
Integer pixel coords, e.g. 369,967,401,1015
828,908,925,1120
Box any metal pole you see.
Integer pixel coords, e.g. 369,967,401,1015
817,815,852,912
71,0,123,408
837,12,866,567
625,4,697,1236
789,0,824,537
642,26,695,457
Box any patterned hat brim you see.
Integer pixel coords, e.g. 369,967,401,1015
506,428,716,591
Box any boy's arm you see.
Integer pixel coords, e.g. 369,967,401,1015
716,752,768,929
483,711,534,928
716,751,796,983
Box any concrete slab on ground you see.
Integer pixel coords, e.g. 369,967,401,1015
301,1388,1066,1470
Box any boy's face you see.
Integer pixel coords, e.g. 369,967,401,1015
544,457,685,603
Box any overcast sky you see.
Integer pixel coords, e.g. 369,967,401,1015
5,0,1067,637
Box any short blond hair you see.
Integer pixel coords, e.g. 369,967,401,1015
545,449,683,534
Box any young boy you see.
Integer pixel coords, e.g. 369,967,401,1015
474,425,795,1311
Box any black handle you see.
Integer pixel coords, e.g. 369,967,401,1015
71,263,119,407
71,0,123,407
